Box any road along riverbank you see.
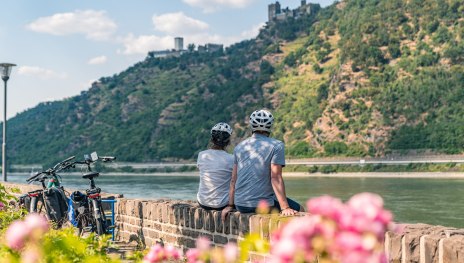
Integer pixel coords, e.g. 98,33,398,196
10,171,464,178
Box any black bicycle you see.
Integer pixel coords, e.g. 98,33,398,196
23,156,75,227
67,152,115,236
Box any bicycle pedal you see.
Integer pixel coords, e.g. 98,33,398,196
84,226,92,232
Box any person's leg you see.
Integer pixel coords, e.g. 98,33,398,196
235,205,256,213
198,203,227,211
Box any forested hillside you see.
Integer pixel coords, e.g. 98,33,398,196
4,0,464,165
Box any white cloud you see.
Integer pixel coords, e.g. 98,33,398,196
152,12,209,35
118,34,174,55
26,10,117,41
18,66,67,80
88,56,108,65
241,23,265,39
118,13,265,56
183,0,256,12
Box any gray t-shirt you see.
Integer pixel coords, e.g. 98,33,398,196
233,133,285,207
197,149,234,208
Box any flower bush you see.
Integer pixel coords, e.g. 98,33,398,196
182,192,394,263
270,193,393,263
0,213,118,263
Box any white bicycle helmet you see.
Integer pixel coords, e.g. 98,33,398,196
211,122,233,135
250,109,274,132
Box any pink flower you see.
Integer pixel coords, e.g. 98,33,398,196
271,238,298,263
144,244,164,263
196,236,211,251
21,249,40,263
6,221,31,251
256,200,270,214
307,195,344,220
348,193,384,220
0,201,5,211
186,248,200,263
334,231,363,252
164,245,182,260
25,214,49,233
224,243,238,262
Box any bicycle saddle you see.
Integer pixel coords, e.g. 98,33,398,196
82,172,99,179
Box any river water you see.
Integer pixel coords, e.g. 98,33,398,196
7,174,464,228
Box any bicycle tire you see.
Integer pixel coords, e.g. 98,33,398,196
30,197,38,213
95,217,105,235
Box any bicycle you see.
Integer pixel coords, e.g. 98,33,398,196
23,156,75,227
67,152,116,236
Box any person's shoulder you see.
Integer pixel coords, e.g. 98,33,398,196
235,137,252,150
267,137,284,146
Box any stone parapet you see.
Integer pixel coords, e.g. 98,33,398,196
115,198,464,262
3,183,464,262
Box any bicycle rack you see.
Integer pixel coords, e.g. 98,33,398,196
102,199,117,241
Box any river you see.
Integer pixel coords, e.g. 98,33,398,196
7,174,464,228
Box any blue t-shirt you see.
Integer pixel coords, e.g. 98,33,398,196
233,133,285,207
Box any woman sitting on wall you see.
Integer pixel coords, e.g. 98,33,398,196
196,122,234,211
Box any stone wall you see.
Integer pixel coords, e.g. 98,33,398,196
116,198,464,263
4,183,464,262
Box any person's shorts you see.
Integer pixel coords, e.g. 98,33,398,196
235,198,301,213
198,202,228,211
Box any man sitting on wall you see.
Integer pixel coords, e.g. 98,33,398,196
221,109,303,220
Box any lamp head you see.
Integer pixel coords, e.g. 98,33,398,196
0,63,16,81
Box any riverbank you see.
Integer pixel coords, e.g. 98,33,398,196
9,171,464,178
283,171,464,178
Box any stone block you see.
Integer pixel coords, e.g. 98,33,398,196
260,216,271,241
182,229,200,239
161,203,169,223
231,212,241,236
420,234,443,263
190,207,197,229
402,233,423,262
153,203,161,222
213,211,223,233
222,213,232,235
194,209,204,229
204,210,215,232
175,206,184,227
249,215,261,234
183,207,190,228
440,235,464,263
168,203,177,224
181,237,196,249
198,233,213,244
385,230,402,263
239,213,251,237
214,235,228,245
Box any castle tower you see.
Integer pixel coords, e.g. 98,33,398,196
268,1,281,21
174,37,183,51
301,0,307,6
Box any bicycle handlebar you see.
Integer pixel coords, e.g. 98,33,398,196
26,172,45,183
26,155,75,184
100,156,116,162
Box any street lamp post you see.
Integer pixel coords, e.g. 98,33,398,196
0,63,16,182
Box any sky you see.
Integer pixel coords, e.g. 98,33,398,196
0,0,335,118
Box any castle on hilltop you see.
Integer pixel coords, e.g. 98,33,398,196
268,0,320,22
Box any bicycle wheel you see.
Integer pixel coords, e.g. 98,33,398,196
95,216,105,235
91,199,106,235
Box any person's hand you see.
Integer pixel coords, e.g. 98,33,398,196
221,206,233,221
280,207,297,216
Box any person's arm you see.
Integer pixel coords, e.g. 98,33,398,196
271,164,297,216
221,164,237,221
